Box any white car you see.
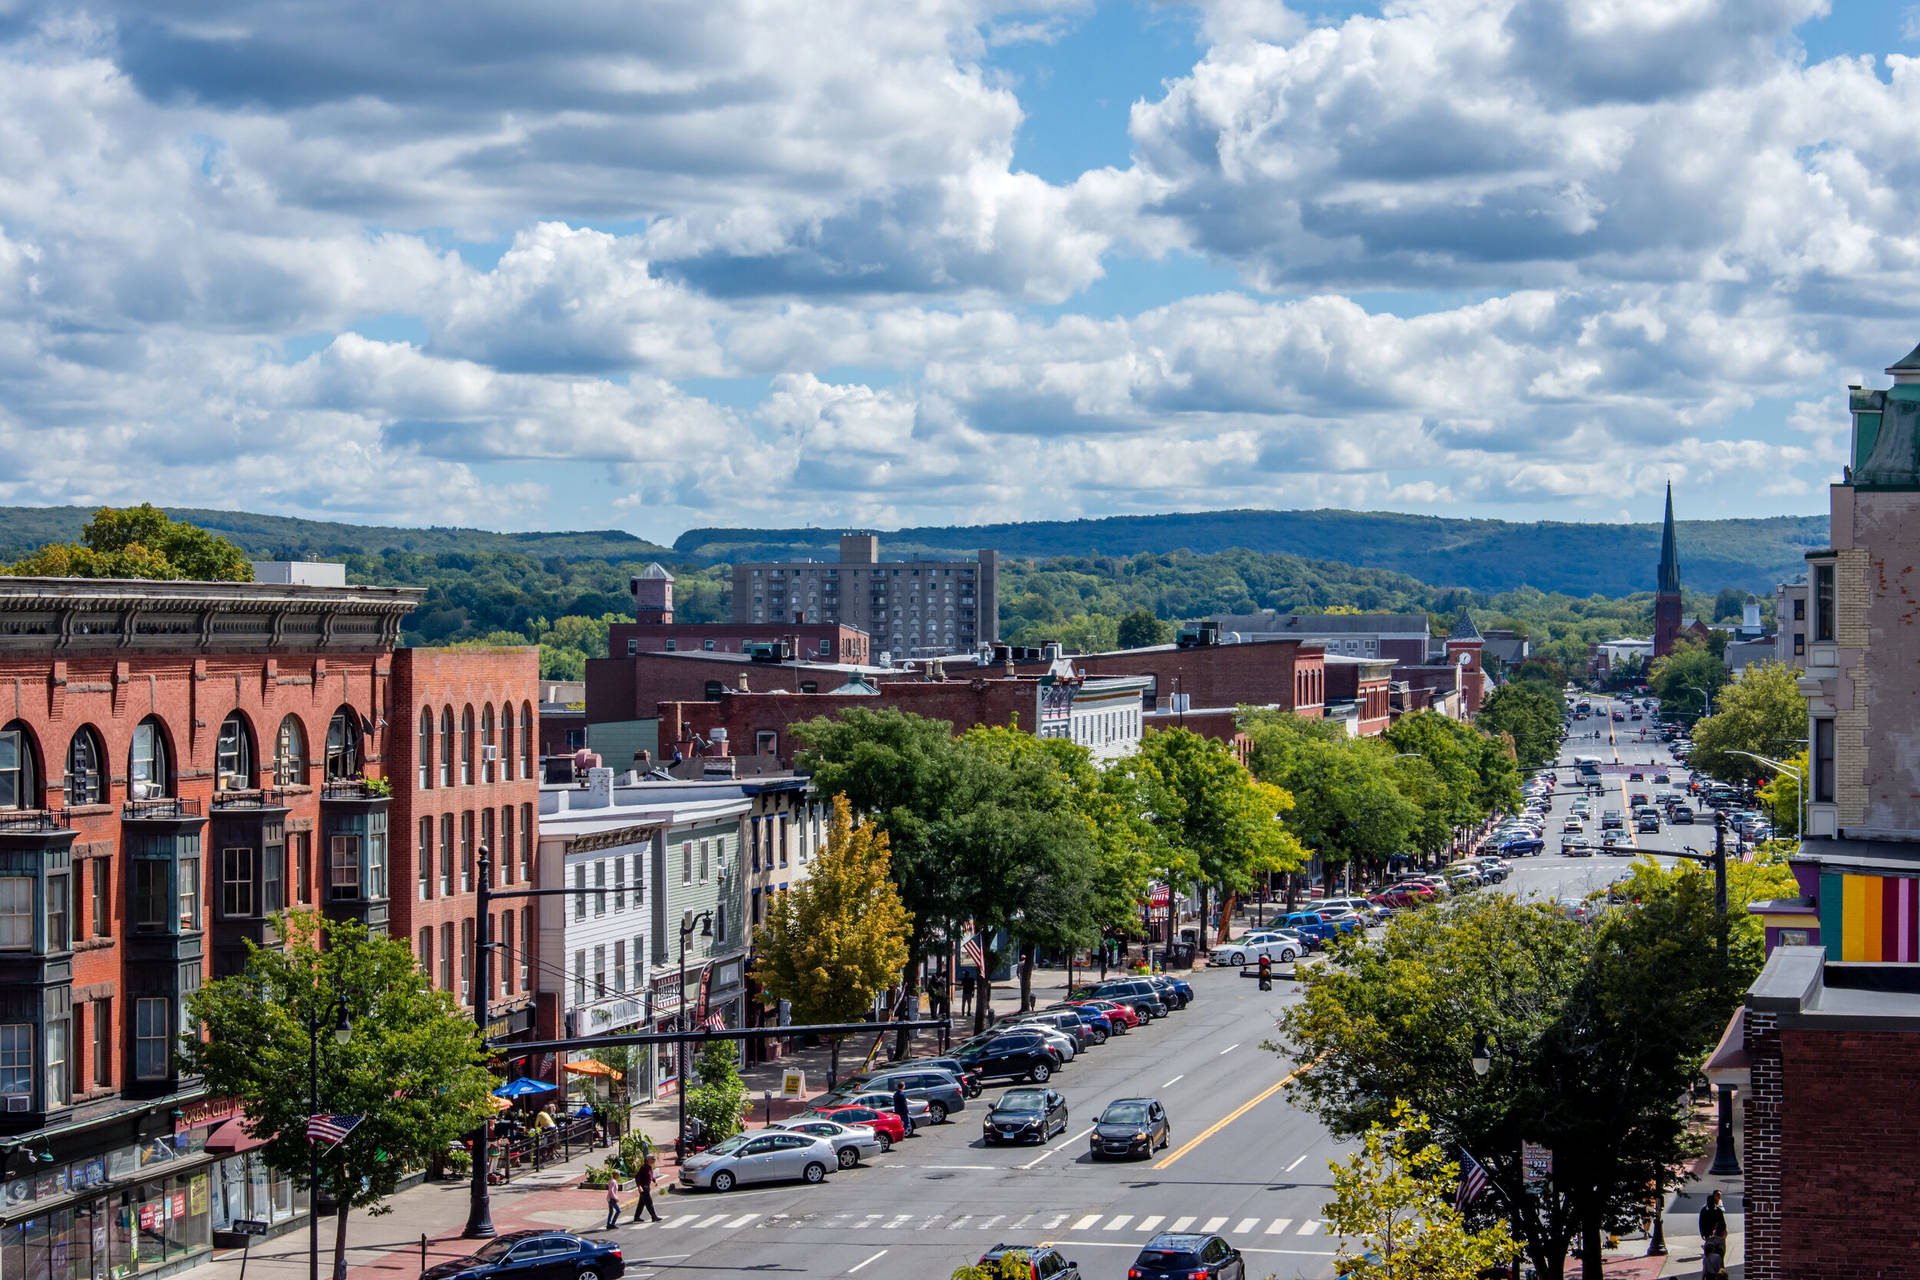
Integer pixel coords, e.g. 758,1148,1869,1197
678,1131,837,1192
769,1117,885,1169
1210,932,1302,966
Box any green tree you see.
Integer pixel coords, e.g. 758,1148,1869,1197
182,911,494,1280
1242,711,1418,885
1116,608,1172,649
6,504,253,581
1647,645,1729,716
1475,680,1565,772
1689,661,1807,784
752,796,914,1078
684,1040,750,1142
1759,750,1807,837
1326,1101,1517,1280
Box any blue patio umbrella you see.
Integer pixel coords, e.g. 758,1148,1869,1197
492,1076,557,1098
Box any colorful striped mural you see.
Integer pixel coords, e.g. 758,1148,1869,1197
1819,873,1920,962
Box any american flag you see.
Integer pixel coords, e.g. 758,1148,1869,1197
703,1013,726,1032
307,1115,363,1146
1456,1147,1490,1211
962,934,985,971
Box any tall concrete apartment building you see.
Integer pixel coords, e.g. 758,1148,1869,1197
730,534,999,658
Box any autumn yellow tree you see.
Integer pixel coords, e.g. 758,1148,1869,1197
752,795,913,1079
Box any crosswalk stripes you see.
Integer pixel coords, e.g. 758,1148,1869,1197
1201,1217,1227,1233
1300,1219,1322,1234
691,1214,730,1229
1169,1215,1196,1232
629,1208,1341,1238
655,1213,698,1230
1265,1219,1293,1235
1234,1218,1258,1234
1043,1213,1069,1230
1072,1214,1102,1231
721,1213,758,1230
1135,1215,1164,1234
1103,1215,1132,1231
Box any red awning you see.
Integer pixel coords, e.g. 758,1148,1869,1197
205,1113,270,1154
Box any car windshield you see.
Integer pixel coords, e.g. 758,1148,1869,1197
997,1091,1047,1113
705,1135,752,1157
1101,1104,1150,1124
471,1237,523,1262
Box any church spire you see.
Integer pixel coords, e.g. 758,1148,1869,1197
1657,481,1681,595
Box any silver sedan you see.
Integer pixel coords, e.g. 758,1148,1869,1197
770,1117,885,1169
676,1131,837,1192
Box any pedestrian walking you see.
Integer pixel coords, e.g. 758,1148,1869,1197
1697,1189,1727,1241
960,971,975,1015
892,1082,915,1138
604,1174,623,1229
630,1154,662,1223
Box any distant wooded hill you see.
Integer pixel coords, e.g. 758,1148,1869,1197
675,508,1827,596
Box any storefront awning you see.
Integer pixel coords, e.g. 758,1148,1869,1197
204,1113,270,1154
1705,1007,1750,1088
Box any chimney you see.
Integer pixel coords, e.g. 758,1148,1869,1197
738,672,750,691
710,727,730,757
584,766,614,809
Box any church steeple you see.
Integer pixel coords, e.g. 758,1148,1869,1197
1657,482,1681,595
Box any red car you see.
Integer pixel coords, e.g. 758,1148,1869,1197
1070,998,1141,1030
1371,887,1429,910
805,1105,903,1147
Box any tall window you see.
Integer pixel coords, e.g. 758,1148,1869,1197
440,813,454,895
1813,717,1836,804
275,716,307,786
91,859,109,937
521,803,534,881
574,949,586,1005
1814,563,1836,643
134,860,168,932
460,920,473,999
613,940,626,994
460,812,474,891
0,877,30,949
92,1000,109,1088
135,998,168,1080
520,907,532,991
632,854,644,906
293,831,312,905
263,839,284,914
480,808,494,869
440,707,455,786
325,709,361,780
521,703,534,778
460,708,475,785
419,818,433,900
440,922,454,991
46,1013,67,1108
367,817,387,899
0,723,36,810
46,873,68,951
0,1024,31,1096
178,851,199,930
613,859,625,911
501,807,516,884
481,706,495,783
215,714,253,791
501,711,515,782
418,928,433,977
329,835,360,900
418,709,434,789
593,945,606,998
65,728,104,806
574,865,587,920
501,911,516,995
594,860,606,916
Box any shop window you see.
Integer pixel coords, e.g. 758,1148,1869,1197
215,714,254,791
276,716,307,787
66,726,105,806
135,998,169,1079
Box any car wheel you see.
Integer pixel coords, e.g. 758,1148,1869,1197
1029,1062,1051,1082
1159,1128,1170,1150
710,1171,734,1193
1089,1027,1107,1046
1281,948,1298,963
928,1101,948,1125
875,1133,892,1153
837,1146,859,1169
1230,950,1246,966
578,1270,601,1280
803,1162,827,1184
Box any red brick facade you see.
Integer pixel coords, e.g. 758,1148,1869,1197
586,652,876,725
387,647,543,1031
658,679,1042,765
608,621,869,664
1013,640,1326,714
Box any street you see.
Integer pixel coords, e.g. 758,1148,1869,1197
607,693,1711,1279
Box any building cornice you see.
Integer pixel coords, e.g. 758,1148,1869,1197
0,576,422,654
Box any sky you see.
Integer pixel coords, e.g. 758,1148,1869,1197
3,0,1920,543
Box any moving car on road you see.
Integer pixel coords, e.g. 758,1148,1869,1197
1090,1097,1170,1159
982,1088,1070,1144
1210,932,1301,966
1129,1232,1247,1279
976,1245,1082,1279
678,1131,835,1193
422,1232,624,1280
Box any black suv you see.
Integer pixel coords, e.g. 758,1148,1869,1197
1129,1233,1245,1279
1084,979,1169,1020
978,1244,1081,1278
955,1030,1059,1083
827,1068,967,1123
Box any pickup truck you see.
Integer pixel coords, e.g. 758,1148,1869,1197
1278,912,1349,946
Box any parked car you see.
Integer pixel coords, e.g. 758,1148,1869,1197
1068,997,1141,1030
1320,895,1390,921
1083,979,1171,1018
838,1091,933,1125
421,1232,624,1280
954,1030,1061,1083
903,1056,984,1098
1129,1233,1247,1279
1210,932,1301,966
827,1068,967,1123
677,1131,835,1192
768,1117,884,1169
977,1245,1082,1279
1146,973,1196,1008
982,1087,1070,1144
800,1104,902,1147
996,1022,1076,1062
1090,1097,1170,1160
1012,1008,1093,1049
1370,887,1426,910
1043,1005,1116,1041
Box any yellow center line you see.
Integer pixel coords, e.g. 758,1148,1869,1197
1153,1056,1319,1170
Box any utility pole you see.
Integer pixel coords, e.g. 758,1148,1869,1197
1675,816,1739,1177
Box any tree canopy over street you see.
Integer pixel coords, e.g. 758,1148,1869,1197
1688,660,1806,784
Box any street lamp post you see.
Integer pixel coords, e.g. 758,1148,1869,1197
677,910,714,1156
1677,813,1740,1177
1725,748,1805,839
307,999,350,1280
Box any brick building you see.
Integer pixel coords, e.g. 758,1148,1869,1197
1731,342,1920,1280
1321,655,1394,736
1010,635,1327,717
386,646,545,1046
616,563,871,664
1206,612,1431,665
0,574,420,1274
731,533,999,655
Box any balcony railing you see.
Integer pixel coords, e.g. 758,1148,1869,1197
0,809,73,834
321,778,389,801
211,787,289,811
122,796,202,821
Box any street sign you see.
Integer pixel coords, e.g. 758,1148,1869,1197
1522,1142,1552,1190
780,1069,806,1099
232,1220,269,1236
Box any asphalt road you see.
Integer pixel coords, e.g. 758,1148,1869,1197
607,694,1727,1279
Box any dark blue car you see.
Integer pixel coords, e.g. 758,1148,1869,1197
422,1232,623,1280
1495,835,1545,856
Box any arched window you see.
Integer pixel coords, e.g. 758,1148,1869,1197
481,705,495,784
418,708,433,789
501,710,515,783
215,713,254,791
65,726,105,806
460,707,474,785
325,708,361,780
129,718,171,800
440,707,454,787
0,722,39,810
275,715,307,786
520,702,533,778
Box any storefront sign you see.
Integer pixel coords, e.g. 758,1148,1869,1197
780,1069,805,1099
482,1007,536,1041
232,1220,269,1237
1522,1141,1552,1189
572,993,648,1036
1149,885,1171,908
174,1096,241,1134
